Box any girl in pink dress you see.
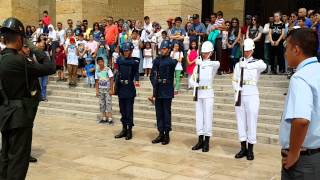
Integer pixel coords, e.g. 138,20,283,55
186,40,198,89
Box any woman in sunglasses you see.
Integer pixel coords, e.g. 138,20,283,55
246,15,264,60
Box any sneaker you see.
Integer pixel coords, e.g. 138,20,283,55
98,120,107,124
108,119,114,125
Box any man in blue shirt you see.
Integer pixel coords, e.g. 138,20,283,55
279,28,320,180
294,8,312,28
189,14,206,43
170,17,186,51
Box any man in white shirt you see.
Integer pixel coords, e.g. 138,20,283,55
56,22,66,47
141,16,153,43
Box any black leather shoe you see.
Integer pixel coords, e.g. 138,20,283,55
115,126,127,139
192,135,204,150
161,132,170,145
202,136,210,152
247,143,254,160
125,128,132,140
152,132,164,144
29,156,37,163
235,141,247,159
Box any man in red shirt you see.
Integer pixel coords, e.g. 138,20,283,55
42,10,51,34
104,16,119,67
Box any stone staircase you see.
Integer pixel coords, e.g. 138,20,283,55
39,75,289,145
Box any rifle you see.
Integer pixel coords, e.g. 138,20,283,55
193,36,202,101
235,45,244,107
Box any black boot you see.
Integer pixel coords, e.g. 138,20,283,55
235,141,247,159
162,131,170,145
125,127,132,140
202,136,210,152
115,125,127,139
29,156,38,163
192,135,204,150
152,132,164,144
247,143,254,160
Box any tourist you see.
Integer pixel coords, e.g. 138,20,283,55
263,16,274,73
171,42,183,95
246,15,264,59
92,22,103,42
85,59,95,88
143,42,153,77
42,10,51,34
227,17,241,71
66,37,79,87
55,46,66,82
186,40,198,89
104,16,119,66
220,21,231,73
189,14,206,43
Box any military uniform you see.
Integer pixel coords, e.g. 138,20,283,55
232,56,266,160
150,45,177,145
0,17,56,180
189,59,220,152
114,42,140,140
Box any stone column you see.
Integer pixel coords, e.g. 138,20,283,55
214,0,245,24
144,0,201,29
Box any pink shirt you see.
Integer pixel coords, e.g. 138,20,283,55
86,41,98,53
42,16,51,26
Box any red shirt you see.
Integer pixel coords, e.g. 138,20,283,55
42,16,51,26
55,51,66,66
241,25,248,35
104,25,119,45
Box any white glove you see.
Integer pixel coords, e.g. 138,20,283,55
196,56,202,65
239,61,247,68
193,83,199,88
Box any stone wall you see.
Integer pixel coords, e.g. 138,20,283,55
214,0,245,24
56,0,84,26
144,0,201,29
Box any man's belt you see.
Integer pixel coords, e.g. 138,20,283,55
120,80,130,85
198,86,212,90
233,80,257,86
281,148,320,156
157,79,168,84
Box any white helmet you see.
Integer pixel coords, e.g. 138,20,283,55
244,38,255,51
201,41,214,53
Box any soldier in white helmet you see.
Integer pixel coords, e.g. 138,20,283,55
233,38,267,160
189,41,220,152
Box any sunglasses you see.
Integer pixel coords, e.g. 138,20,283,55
232,21,237,23
252,19,256,21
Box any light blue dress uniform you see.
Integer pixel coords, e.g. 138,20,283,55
279,57,320,149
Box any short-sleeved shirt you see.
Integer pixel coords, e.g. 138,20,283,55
270,22,285,41
86,41,98,54
294,17,312,28
279,57,320,149
95,67,114,89
189,22,206,42
104,25,119,45
85,64,95,77
67,45,78,65
248,26,263,40
170,26,186,48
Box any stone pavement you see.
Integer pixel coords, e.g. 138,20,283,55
27,115,282,180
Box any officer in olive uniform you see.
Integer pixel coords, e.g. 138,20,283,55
114,42,140,140
150,40,177,145
0,17,56,179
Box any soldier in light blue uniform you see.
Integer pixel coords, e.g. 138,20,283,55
279,28,320,180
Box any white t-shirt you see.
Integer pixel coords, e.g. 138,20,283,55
67,45,78,65
171,51,183,71
57,29,66,46
112,52,119,63
76,40,87,47
85,41,98,54
95,67,114,89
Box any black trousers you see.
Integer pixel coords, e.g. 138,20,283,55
270,44,285,73
0,127,33,180
281,152,320,180
118,98,135,128
214,38,222,61
155,98,172,133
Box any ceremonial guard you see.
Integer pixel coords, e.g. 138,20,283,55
114,42,140,140
233,38,267,160
0,17,56,179
150,40,177,145
189,41,220,152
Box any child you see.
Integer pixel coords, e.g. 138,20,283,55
170,43,183,95
97,36,110,66
55,46,66,81
186,40,198,89
42,10,51,34
66,37,79,87
95,57,114,124
112,46,120,71
85,59,95,88
143,42,153,76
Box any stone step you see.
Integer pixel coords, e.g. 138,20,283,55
49,74,289,81
38,107,279,145
48,80,288,94
45,94,282,125
39,101,281,134
43,94,283,116
46,84,287,101
48,77,289,88
47,93,284,108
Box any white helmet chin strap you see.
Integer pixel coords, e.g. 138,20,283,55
202,52,212,60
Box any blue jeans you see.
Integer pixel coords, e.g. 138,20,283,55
39,76,48,99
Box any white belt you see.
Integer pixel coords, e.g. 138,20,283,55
233,80,257,86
